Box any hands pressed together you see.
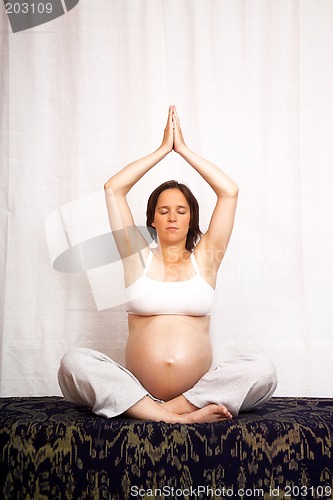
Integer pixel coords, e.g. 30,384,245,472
160,105,187,155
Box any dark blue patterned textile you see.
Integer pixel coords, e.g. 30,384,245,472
0,397,332,499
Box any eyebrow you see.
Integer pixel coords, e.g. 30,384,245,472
157,205,188,210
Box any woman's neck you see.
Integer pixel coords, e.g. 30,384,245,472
155,243,190,264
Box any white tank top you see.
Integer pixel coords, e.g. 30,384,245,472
126,251,215,316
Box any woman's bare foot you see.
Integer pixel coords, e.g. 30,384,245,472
180,404,233,424
162,396,233,422
123,396,232,424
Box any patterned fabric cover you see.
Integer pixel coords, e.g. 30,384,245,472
0,397,332,499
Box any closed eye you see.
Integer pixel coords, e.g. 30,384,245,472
157,205,189,215
159,210,187,215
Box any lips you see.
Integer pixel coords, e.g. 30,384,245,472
167,227,178,231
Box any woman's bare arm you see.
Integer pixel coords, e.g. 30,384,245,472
172,106,239,271
104,108,174,279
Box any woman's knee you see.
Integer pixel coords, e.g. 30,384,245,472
238,354,277,412
234,352,277,393
59,348,94,377
59,347,116,378
253,354,277,391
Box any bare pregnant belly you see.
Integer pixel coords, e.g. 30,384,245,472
125,314,212,400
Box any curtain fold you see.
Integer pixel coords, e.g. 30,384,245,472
0,0,332,397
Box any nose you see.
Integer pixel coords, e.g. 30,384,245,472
168,211,177,222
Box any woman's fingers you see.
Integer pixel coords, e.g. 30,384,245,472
171,106,186,153
160,106,174,152
161,105,184,153
173,106,181,128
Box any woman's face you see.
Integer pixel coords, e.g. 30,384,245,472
151,188,191,245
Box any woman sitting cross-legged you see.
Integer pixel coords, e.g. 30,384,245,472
58,106,277,423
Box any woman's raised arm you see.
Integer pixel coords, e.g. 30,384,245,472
104,107,174,272
172,106,239,269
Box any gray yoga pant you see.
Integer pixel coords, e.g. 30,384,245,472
58,348,277,418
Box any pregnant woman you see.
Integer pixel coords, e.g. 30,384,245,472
58,106,277,423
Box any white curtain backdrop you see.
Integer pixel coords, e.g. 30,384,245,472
1,0,333,398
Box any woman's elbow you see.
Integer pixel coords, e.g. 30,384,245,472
104,177,127,197
232,184,239,197
223,184,239,198
104,176,117,191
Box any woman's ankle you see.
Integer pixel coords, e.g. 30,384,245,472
124,396,185,423
161,395,199,414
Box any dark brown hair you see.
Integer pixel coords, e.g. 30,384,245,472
146,180,202,252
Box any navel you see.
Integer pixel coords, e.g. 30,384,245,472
164,359,175,367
